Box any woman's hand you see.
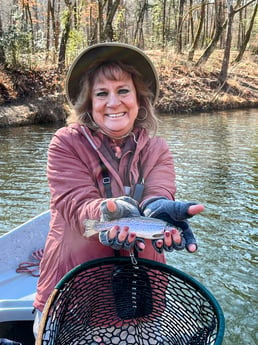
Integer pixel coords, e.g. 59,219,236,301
141,198,205,253
153,228,184,253
107,223,145,251
100,196,140,220
99,199,145,251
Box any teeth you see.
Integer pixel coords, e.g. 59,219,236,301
107,113,125,118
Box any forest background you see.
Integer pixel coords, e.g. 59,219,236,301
0,0,257,126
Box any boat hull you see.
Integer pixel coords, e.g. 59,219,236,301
0,211,50,344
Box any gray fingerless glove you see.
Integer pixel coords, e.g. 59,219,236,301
151,237,186,254
100,196,140,221
141,197,198,252
99,231,145,251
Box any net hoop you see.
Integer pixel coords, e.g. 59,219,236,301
37,257,225,345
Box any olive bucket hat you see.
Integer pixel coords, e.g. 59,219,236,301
65,42,159,106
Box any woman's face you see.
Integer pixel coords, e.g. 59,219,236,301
91,70,139,139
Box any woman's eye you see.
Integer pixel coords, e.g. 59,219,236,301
119,88,129,95
96,91,108,97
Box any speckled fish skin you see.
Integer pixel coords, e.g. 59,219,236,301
84,216,173,239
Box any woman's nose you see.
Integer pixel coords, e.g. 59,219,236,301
107,93,121,107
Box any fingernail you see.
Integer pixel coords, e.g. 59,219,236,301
129,233,136,240
187,244,197,252
156,240,163,247
137,245,143,252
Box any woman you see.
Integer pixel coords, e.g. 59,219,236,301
33,42,204,338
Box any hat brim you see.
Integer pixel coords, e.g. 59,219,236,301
66,42,159,106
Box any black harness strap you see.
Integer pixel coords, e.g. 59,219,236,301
100,159,141,259
100,160,113,198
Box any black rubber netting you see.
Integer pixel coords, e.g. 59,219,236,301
38,258,224,345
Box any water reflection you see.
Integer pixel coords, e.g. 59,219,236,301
0,110,257,345
158,110,257,345
0,124,61,232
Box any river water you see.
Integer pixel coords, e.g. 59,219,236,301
0,109,257,344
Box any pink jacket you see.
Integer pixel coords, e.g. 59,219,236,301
34,124,176,311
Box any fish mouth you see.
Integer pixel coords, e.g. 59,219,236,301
105,112,126,118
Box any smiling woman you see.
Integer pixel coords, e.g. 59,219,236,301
32,42,205,342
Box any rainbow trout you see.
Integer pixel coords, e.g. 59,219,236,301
84,216,173,240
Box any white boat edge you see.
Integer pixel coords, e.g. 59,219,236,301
0,210,50,322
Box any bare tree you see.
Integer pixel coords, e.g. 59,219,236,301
175,0,185,54
0,10,6,65
21,0,35,52
133,0,148,47
234,1,258,63
103,0,121,41
97,0,105,42
58,0,74,71
96,0,121,42
188,0,206,61
218,0,256,84
196,0,227,66
162,0,167,50
46,0,52,59
218,0,237,83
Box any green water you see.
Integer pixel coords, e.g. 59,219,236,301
0,109,257,344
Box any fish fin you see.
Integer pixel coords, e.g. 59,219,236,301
83,219,99,237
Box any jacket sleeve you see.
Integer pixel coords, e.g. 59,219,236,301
140,137,176,205
47,127,104,235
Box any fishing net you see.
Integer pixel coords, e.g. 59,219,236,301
36,257,225,345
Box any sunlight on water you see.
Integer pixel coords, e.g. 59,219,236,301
0,110,257,345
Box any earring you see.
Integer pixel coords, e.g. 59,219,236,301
137,107,148,121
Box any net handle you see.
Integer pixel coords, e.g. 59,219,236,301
36,288,59,345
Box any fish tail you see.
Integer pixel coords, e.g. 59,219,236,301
83,219,99,237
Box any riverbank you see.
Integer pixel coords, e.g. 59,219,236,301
0,50,257,127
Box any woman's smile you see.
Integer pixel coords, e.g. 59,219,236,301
105,112,126,118
91,71,139,138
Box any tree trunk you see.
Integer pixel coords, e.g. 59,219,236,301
196,0,227,66
98,0,105,42
46,0,51,61
23,1,35,52
175,0,185,54
89,5,98,45
103,0,121,41
189,0,194,42
162,0,167,50
218,2,235,84
0,11,6,65
50,0,60,54
58,0,73,72
188,0,206,61
234,2,258,62
133,0,147,46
